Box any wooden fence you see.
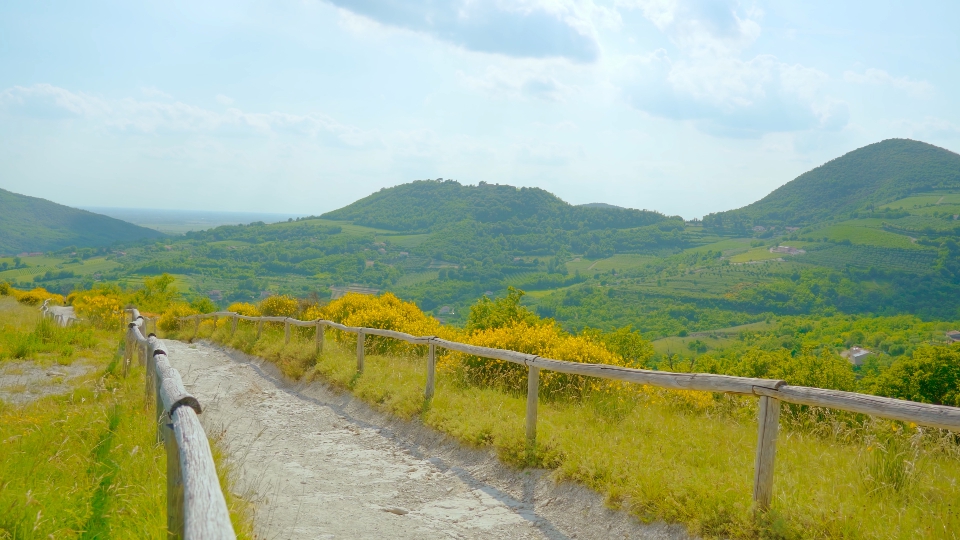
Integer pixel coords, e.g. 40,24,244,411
183,311,960,512
127,309,235,540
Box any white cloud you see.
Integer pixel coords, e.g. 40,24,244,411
457,65,575,102
323,0,603,62
618,0,761,55
215,94,235,106
141,87,173,99
1,84,379,147
615,0,846,137
844,69,933,97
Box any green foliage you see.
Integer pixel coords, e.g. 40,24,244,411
870,345,960,405
465,287,540,332
704,139,960,229
130,273,180,313
0,186,163,254
190,296,218,314
322,179,668,232
581,325,654,367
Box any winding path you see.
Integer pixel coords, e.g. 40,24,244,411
165,340,686,540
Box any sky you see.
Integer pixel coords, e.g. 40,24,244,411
1,1,958,219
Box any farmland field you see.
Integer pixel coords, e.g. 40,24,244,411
806,223,919,249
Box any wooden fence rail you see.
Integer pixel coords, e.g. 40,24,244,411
183,311,960,512
128,309,236,540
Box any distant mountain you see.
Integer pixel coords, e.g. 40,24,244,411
322,180,668,232
0,188,164,254
578,202,627,210
704,139,960,230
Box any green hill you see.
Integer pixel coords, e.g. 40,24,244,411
0,188,164,254
322,179,666,232
704,139,960,230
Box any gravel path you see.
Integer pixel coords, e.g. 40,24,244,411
166,340,688,540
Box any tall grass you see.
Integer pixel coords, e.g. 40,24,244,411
176,318,960,540
0,298,253,539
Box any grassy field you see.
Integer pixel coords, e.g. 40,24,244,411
177,318,960,540
0,255,121,282
0,297,252,538
879,192,960,211
566,254,657,274
808,223,921,249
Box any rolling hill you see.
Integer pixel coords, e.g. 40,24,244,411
0,188,164,254
321,179,667,232
703,139,960,230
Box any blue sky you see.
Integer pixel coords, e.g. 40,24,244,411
1,0,958,219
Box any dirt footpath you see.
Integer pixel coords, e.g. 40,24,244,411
165,340,688,540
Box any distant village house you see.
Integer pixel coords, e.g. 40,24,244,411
841,346,872,366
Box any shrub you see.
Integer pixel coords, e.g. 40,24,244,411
870,345,960,406
159,303,199,333
72,291,124,329
190,297,218,314
226,302,260,317
130,274,180,313
457,321,629,397
465,287,539,332
0,281,10,296
15,287,64,306
259,295,298,317
322,292,455,355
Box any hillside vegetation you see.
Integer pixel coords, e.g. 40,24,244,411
705,139,960,229
0,187,163,255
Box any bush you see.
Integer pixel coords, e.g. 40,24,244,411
0,281,10,296
259,295,298,317
159,303,199,333
465,287,539,332
190,297,218,314
226,302,260,317
322,292,453,355
71,291,124,329
14,287,64,306
870,345,960,406
457,321,629,397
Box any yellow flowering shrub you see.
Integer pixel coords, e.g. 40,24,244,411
0,281,10,296
322,293,458,355
455,321,629,397
259,295,298,317
159,303,199,332
226,302,260,317
14,287,64,306
301,305,324,321
71,292,124,329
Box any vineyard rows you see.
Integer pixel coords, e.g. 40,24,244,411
799,245,938,273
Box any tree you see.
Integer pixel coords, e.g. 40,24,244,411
871,345,960,406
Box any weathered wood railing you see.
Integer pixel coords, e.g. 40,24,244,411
183,310,960,512
128,309,235,540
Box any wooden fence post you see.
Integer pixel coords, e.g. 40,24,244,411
212,315,218,332
257,318,263,340
753,395,781,512
526,366,540,449
124,325,134,377
163,417,184,539
315,322,324,354
284,319,291,344
193,315,200,339
357,331,365,373
231,314,237,335
145,338,156,408
425,343,436,400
